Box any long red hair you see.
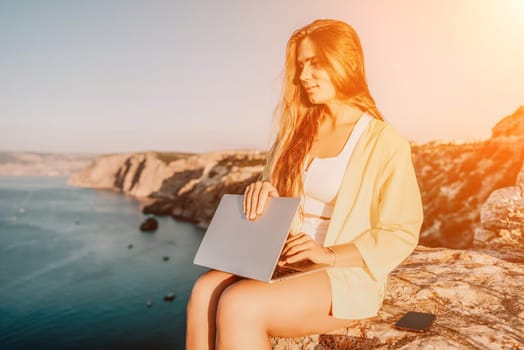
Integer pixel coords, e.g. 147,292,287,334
262,19,383,201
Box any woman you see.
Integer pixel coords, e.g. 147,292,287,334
186,19,423,350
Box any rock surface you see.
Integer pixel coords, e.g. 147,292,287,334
481,186,524,231
492,106,524,139
476,162,524,263
271,246,524,350
139,217,158,232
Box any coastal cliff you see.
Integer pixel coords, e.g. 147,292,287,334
69,106,524,254
69,150,266,228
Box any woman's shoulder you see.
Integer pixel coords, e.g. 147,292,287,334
371,118,410,148
368,117,412,154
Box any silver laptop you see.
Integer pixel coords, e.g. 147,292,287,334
193,194,330,283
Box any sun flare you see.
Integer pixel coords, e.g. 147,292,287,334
507,0,524,14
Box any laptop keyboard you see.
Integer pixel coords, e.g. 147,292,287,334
271,265,303,279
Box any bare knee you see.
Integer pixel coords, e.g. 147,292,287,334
188,272,215,309
216,282,264,328
187,270,237,316
215,282,272,349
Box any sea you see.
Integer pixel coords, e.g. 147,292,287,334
0,176,208,350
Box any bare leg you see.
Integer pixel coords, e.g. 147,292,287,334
186,269,241,350
215,271,353,350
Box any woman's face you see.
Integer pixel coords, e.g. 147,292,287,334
297,37,337,104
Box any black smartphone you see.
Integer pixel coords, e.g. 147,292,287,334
394,311,436,333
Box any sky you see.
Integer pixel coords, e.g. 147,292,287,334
1,0,523,153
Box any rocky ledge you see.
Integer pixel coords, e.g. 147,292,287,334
271,246,523,350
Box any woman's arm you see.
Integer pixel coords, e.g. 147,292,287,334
281,233,365,267
347,139,423,279
323,242,365,267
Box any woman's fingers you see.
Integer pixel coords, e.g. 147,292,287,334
280,233,329,264
256,186,270,216
243,184,254,217
242,185,248,213
248,181,263,219
244,181,262,220
282,233,310,256
256,182,280,215
268,185,279,198
283,240,314,258
243,181,280,220
243,182,258,219
285,249,312,264
286,232,308,243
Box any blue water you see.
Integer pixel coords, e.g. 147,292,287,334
0,176,208,350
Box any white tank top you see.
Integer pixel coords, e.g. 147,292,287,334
300,114,371,242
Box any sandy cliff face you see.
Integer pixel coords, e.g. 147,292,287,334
68,151,209,198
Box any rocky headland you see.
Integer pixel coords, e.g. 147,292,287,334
0,152,96,176
68,107,524,349
69,150,266,227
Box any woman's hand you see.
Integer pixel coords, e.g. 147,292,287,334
279,232,335,266
242,181,279,220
